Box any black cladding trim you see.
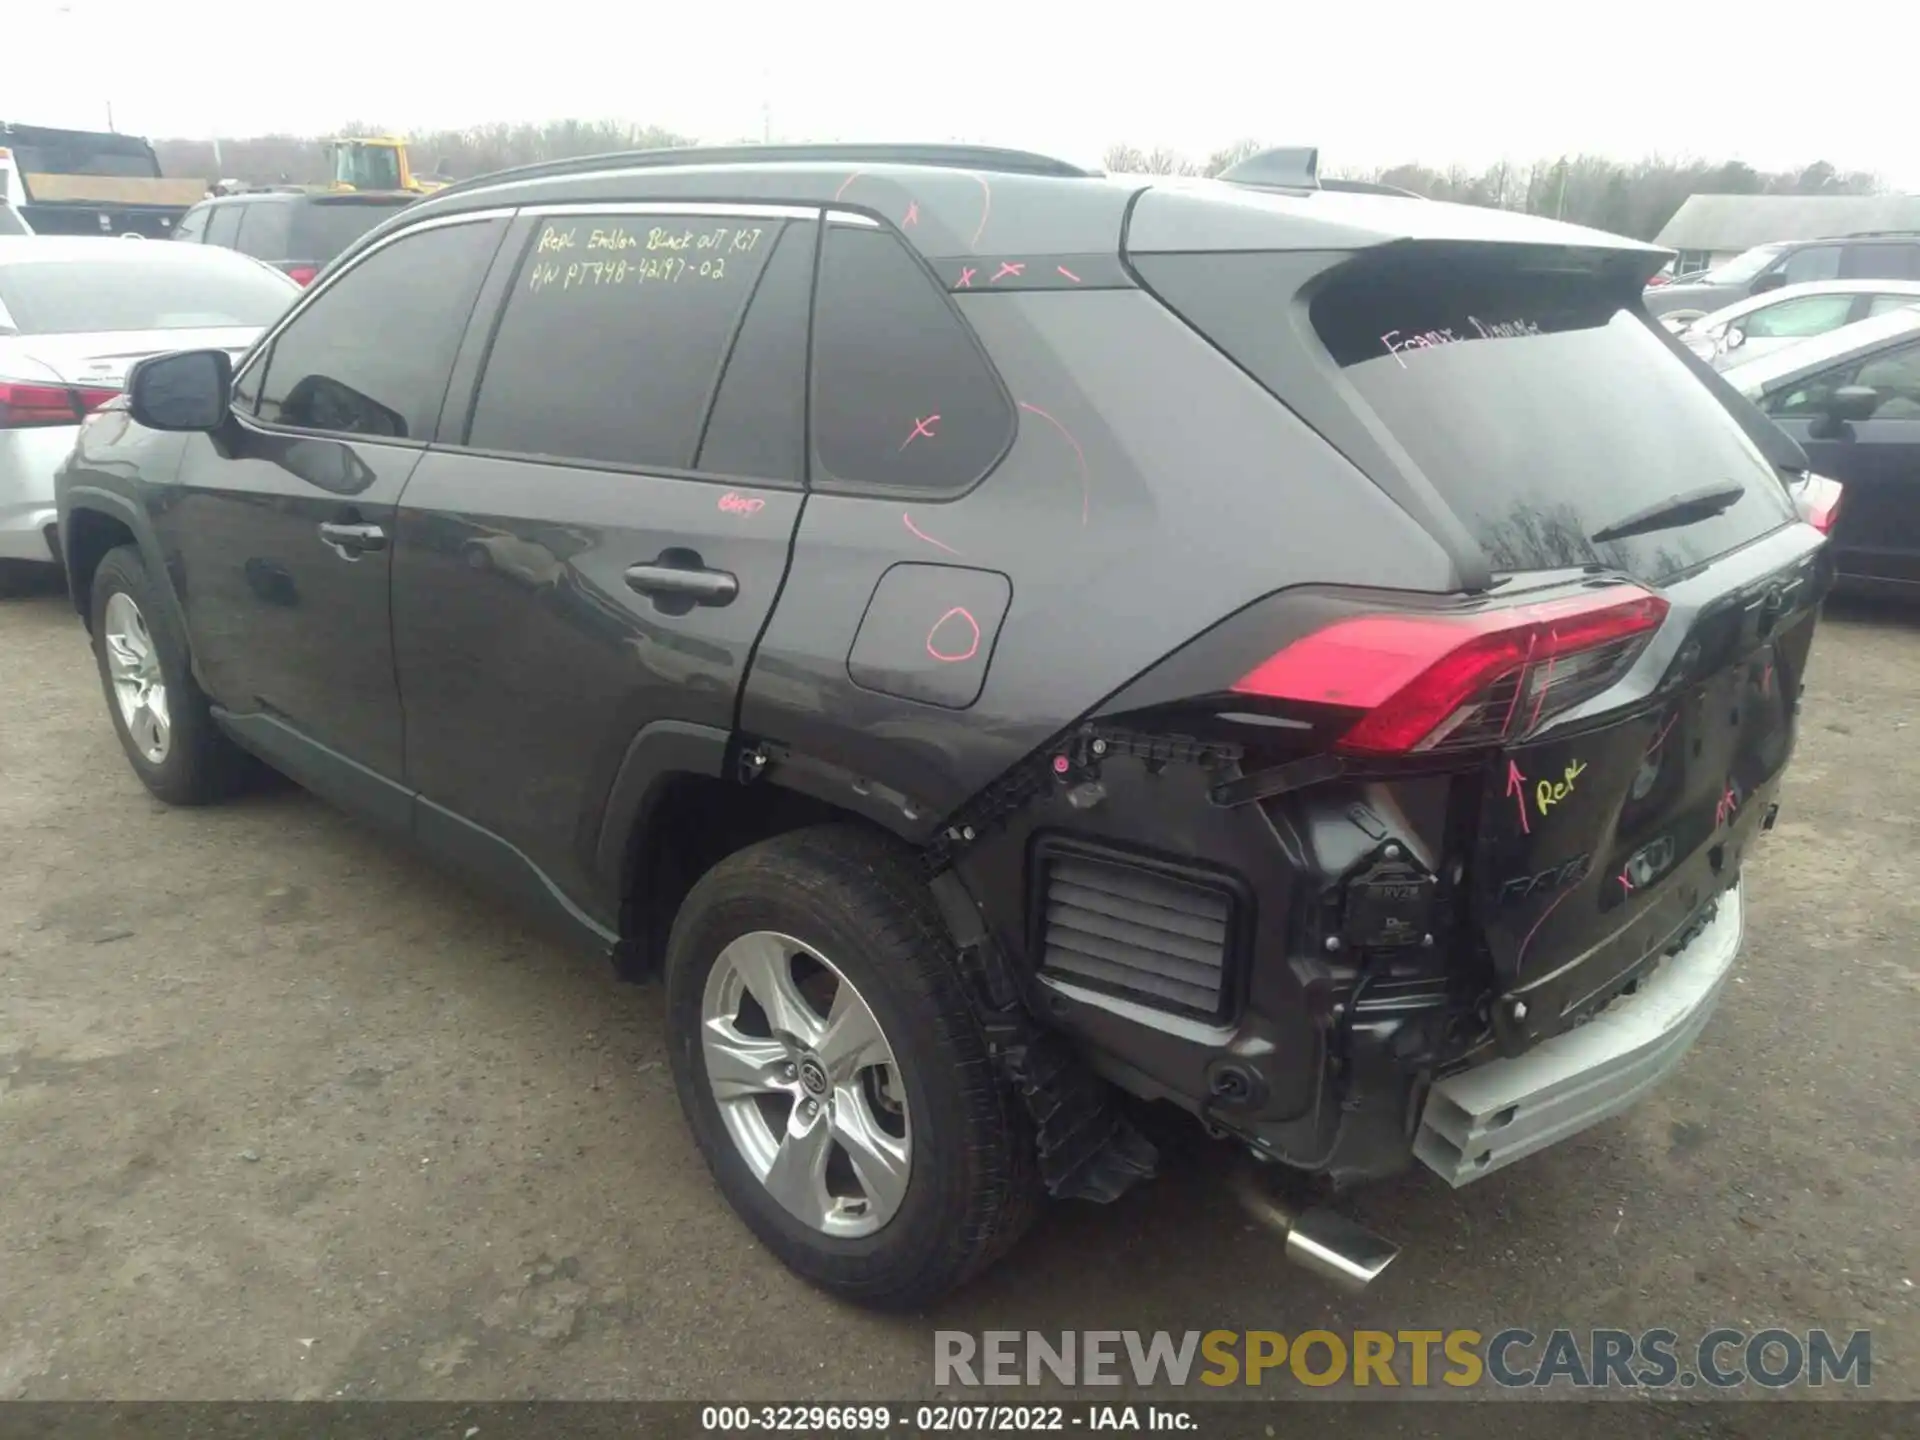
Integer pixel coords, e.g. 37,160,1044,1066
1028,833,1250,1023
941,252,1134,292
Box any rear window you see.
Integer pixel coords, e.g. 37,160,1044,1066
1144,246,1794,581
0,255,295,333
293,201,411,264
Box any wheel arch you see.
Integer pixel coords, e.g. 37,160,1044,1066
59,490,182,640
600,722,928,978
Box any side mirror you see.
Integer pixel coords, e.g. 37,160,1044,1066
126,349,232,432
1827,384,1881,423
1722,324,1746,352
1751,271,1788,295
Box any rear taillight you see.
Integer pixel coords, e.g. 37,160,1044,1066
0,378,119,429
1793,473,1843,535
284,264,319,286
1232,586,1670,756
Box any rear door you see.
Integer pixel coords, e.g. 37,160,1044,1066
163,213,508,811
390,203,814,908
1760,335,1920,585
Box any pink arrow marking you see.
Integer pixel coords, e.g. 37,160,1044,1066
1506,759,1531,835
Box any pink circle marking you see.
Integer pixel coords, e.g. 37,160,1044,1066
926,607,982,664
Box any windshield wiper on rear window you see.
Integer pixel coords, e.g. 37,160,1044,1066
1588,481,1747,545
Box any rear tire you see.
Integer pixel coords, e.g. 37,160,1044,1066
89,544,250,805
664,823,1039,1308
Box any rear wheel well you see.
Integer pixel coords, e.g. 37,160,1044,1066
620,776,894,978
64,508,139,628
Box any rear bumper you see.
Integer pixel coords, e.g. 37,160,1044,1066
1,426,76,563
1413,881,1743,1186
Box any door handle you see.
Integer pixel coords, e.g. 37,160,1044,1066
318,521,387,559
624,559,738,606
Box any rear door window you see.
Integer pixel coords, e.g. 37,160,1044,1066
293,201,412,265
810,220,1014,494
1868,292,1920,318
235,202,291,260
1138,246,1794,582
464,211,784,470
256,216,504,440
204,204,242,249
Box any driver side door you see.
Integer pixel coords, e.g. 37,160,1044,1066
157,213,509,819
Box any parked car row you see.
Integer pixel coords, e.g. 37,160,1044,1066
1643,230,1920,325
1671,278,1920,367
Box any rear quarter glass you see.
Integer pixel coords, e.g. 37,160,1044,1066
1136,245,1798,584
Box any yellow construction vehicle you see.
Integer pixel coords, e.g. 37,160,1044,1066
322,137,449,195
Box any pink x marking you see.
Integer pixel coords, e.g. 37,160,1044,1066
903,201,920,228
991,261,1025,282
955,266,976,287
900,414,940,450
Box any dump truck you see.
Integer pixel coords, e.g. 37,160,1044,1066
0,122,205,239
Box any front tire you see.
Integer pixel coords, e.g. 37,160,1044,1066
89,544,250,805
665,824,1038,1308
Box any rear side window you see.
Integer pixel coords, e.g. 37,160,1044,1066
811,221,1014,494
257,217,503,440
1139,247,1793,582
294,201,411,264
466,213,781,470
204,204,242,248
235,202,291,260
1868,293,1920,318
1843,243,1920,281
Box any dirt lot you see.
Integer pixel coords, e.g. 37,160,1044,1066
1,577,1916,1404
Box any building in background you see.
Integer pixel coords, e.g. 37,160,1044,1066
1658,194,1920,274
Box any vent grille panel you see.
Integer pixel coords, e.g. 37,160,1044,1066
1038,853,1236,1017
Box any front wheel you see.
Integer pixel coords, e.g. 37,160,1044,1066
89,544,250,805
664,824,1038,1308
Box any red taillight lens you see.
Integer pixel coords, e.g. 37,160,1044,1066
1793,473,1843,535
1232,587,1670,756
0,378,120,429
285,264,318,286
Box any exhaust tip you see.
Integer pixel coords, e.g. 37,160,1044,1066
1232,1174,1400,1293
1282,1208,1401,1293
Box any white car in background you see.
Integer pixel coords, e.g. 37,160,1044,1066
0,237,297,592
1671,279,1920,369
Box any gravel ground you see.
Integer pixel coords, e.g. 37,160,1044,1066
1,576,1915,1405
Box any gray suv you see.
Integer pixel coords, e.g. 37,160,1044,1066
57,143,1830,1307
1646,231,1920,324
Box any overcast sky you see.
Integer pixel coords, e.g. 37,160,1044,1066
14,0,1920,190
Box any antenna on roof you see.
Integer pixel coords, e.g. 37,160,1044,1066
1215,146,1320,190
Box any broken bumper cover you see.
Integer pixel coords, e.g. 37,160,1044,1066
1414,882,1743,1186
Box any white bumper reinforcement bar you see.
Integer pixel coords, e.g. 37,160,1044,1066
1414,883,1744,1187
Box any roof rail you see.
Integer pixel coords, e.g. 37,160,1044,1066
426,142,1095,204
1215,146,1321,191
1843,229,1920,239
